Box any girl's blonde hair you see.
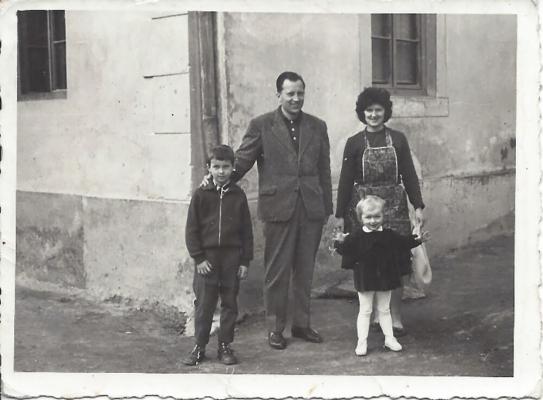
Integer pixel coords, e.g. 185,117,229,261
355,195,385,221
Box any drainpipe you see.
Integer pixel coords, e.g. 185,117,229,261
189,12,220,191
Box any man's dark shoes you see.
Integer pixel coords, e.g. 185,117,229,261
268,331,287,350
182,344,205,366
217,342,238,365
291,326,323,343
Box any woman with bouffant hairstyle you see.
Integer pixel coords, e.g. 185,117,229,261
334,87,425,336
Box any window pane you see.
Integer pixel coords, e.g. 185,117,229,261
395,14,418,40
54,42,67,89
28,47,50,92
372,38,391,84
23,11,48,46
371,14,391,37
53,11,65,41
395,40,418,84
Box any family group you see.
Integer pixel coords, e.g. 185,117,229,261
183,71,429,366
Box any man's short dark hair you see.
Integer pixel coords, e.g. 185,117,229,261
355,87,393,124
276,71,306,92
207,144,235,165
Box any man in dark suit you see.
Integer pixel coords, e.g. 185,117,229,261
232,71,333,349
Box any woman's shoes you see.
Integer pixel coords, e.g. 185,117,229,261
355,340,367,356
392,326,407,337
383,336,403,352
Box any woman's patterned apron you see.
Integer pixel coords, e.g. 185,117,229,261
346,129,411,237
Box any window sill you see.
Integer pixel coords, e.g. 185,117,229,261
391,95,449,118
18,90,67,102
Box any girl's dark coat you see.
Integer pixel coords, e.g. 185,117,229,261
335,229,421,291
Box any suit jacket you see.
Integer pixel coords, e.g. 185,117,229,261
233,108,333,222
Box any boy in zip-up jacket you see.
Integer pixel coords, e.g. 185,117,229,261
183,145,254,366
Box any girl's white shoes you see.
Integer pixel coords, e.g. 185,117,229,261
384,336,402,352
355,340,367,356
355,337,402,355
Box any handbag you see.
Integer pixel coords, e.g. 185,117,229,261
403,151,432,298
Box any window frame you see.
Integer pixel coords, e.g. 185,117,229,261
371,14,436,97
18,10,67,101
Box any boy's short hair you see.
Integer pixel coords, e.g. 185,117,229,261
207,144,235,165
356,195,385,221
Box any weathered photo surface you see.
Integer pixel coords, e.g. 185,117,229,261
1,1,540,399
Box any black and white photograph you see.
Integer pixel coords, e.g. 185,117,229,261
0,0,540,398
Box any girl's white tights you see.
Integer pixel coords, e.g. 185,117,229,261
358,291,393,338
356,290,402,355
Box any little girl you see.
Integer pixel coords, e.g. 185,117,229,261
333,195,429,356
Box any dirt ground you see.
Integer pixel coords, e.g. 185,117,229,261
14,234,513,376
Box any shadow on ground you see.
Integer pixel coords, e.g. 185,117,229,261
14,234,513,376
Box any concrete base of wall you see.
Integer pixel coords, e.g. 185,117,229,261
17,192,86,288
16,191,195,316
422,168,515,256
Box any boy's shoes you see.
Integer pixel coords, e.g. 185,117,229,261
355,340,367,356
268,331,287,350
182,344,205,366
217,342,238,365
383,336,403,352
291,326,323,343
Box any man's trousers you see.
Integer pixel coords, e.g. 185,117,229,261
263,195,324,333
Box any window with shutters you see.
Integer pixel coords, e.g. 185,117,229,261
18,10,67,99
371,14,436,96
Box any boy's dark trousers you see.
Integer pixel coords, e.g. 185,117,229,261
193,247,241,346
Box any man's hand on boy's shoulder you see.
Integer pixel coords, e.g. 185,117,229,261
196,260,213,275
200,173,212,188
237,265,248,280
